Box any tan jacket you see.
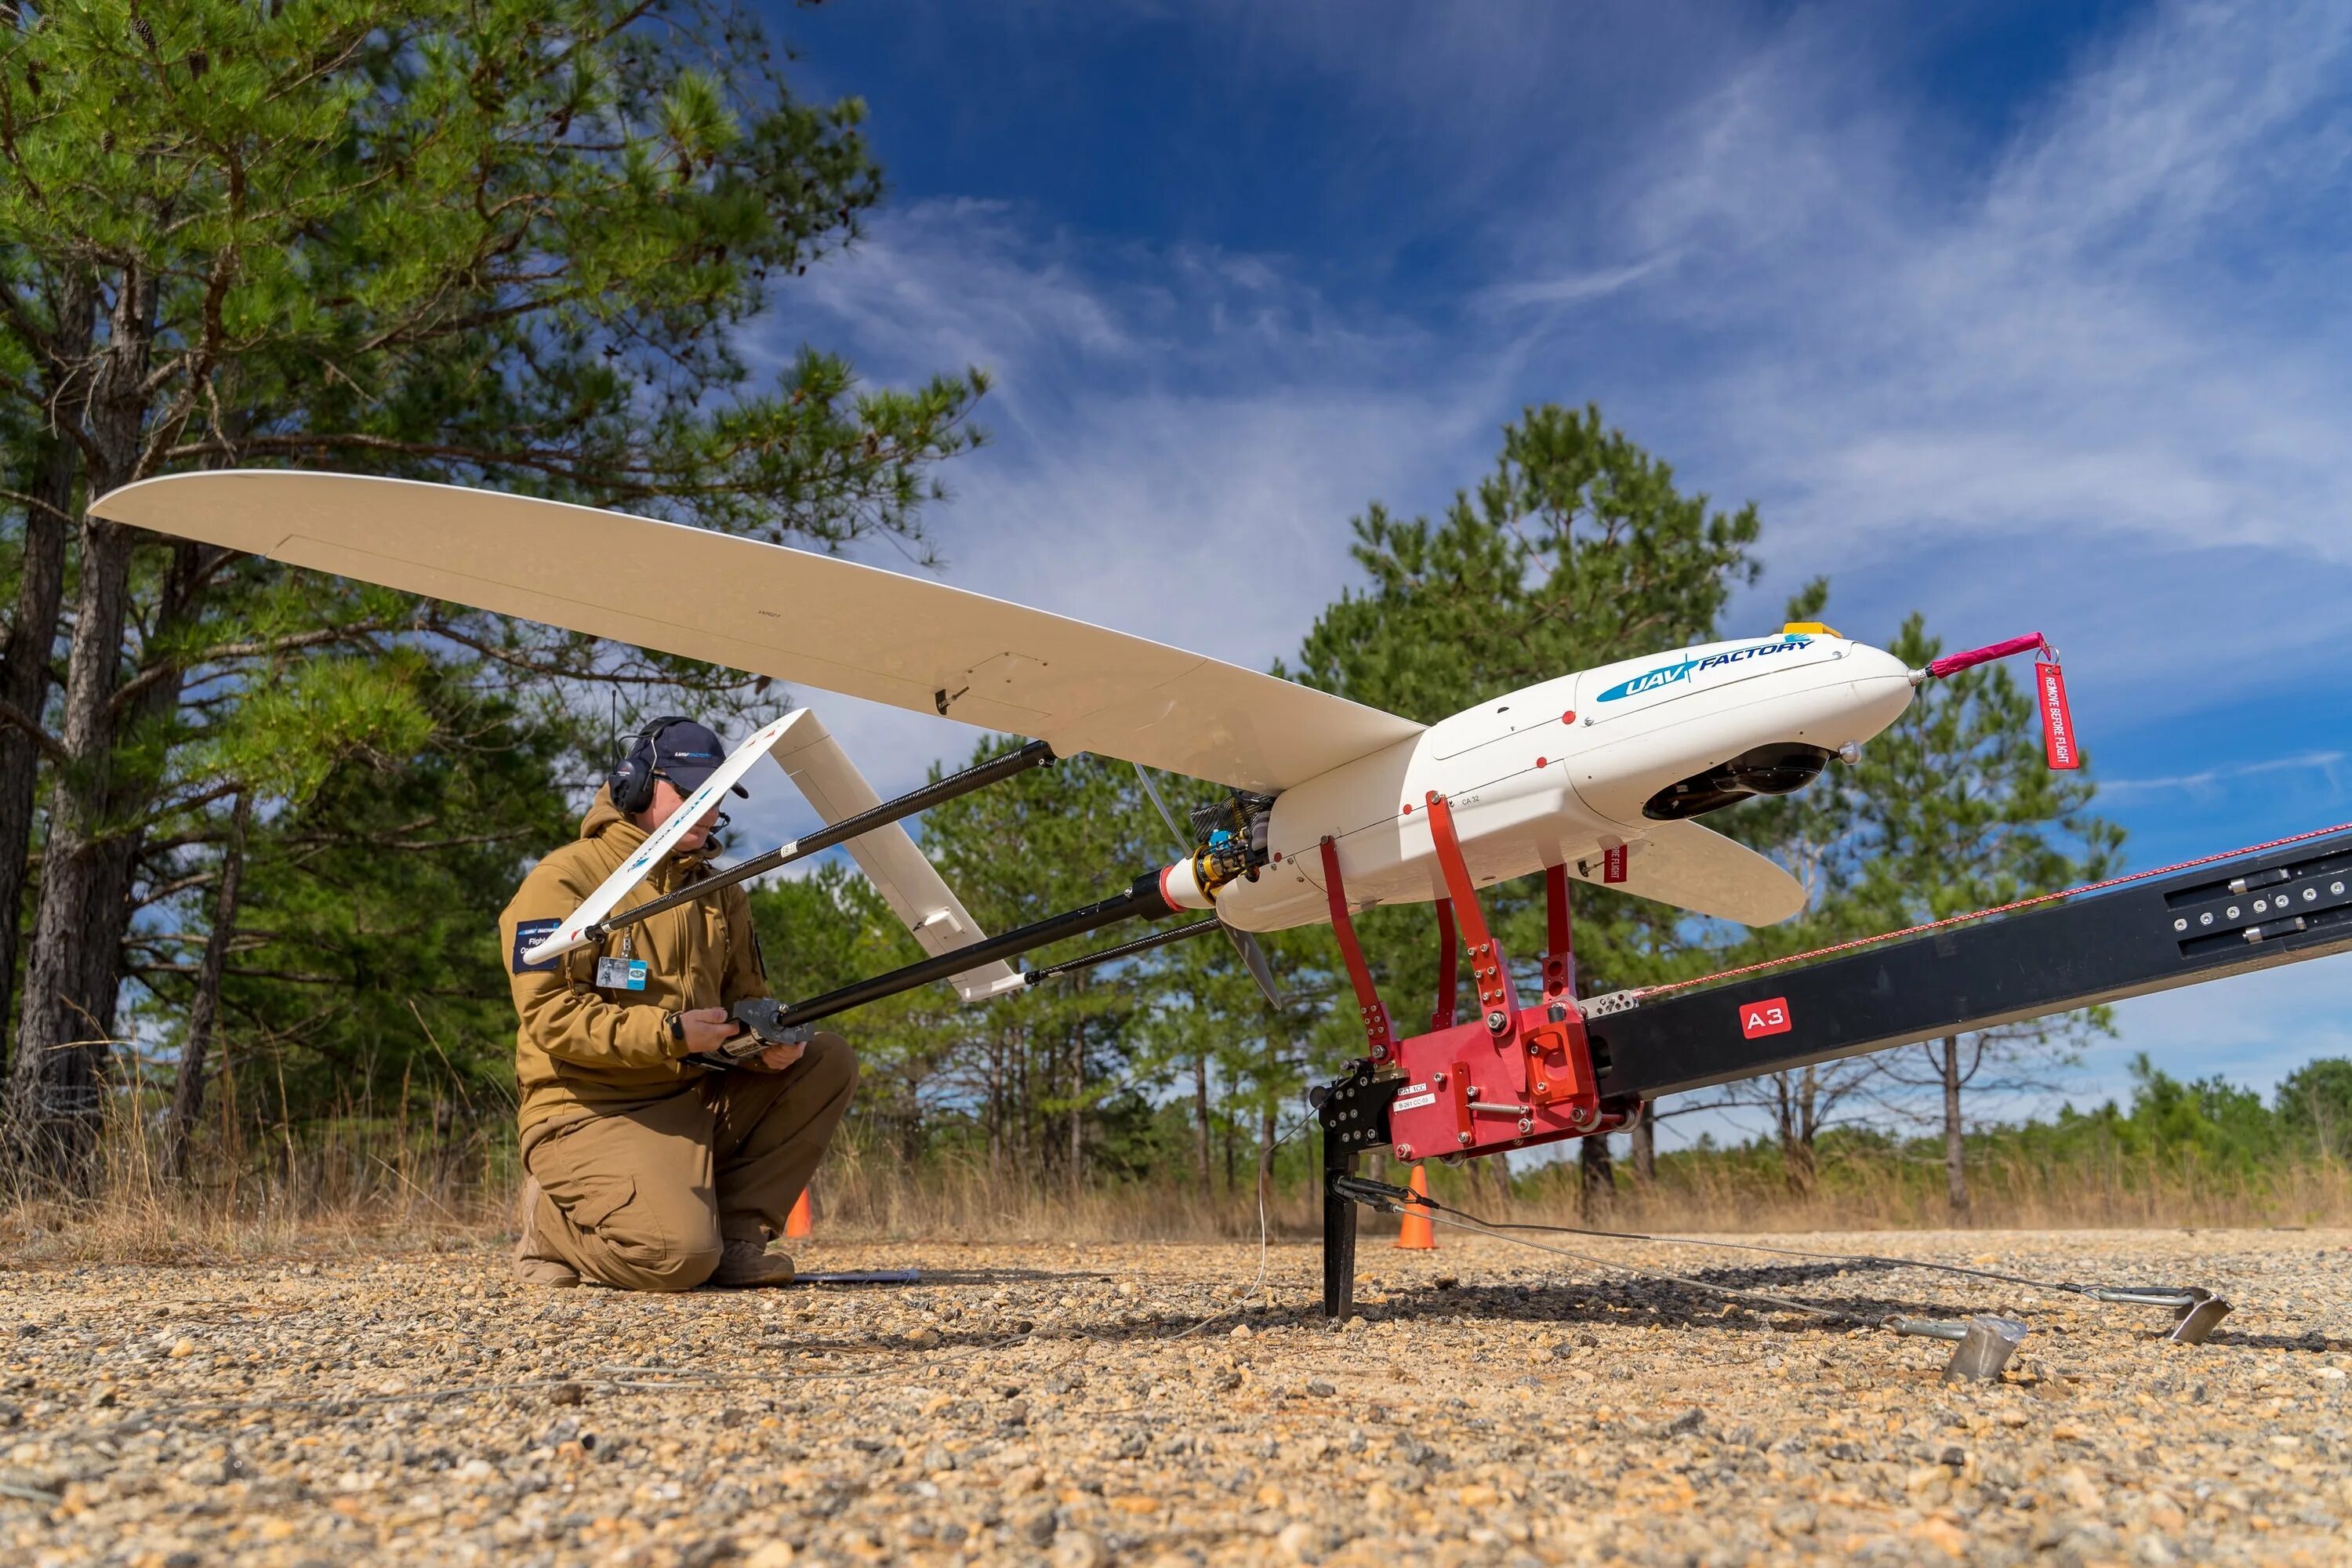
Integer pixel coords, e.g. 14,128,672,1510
500,786,770,1149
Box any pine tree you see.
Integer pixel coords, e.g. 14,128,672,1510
1832,614,2122,1212
0,0,984,1180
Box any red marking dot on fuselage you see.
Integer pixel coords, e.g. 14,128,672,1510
1561,710,1575,724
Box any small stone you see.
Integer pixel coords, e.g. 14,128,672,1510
905,1327,942,1348
166,1338,195,1359
2060,1466,2105,1513
742,1544,795,1568
1054,1533,1107,1568
549,1381,585,1406
1229,1324,1253,1341
1904,1463,1950,1494
1276,1519,1320,1561
1306,1379,1335,1396
1773,1502,1817,1536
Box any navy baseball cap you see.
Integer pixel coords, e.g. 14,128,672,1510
649,719,748,798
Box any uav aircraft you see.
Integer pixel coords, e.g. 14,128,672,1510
97,473,2349,1362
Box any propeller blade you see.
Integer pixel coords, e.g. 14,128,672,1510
1132,760,1189,852
1229,924,1288,1011
1133,763,1287,1011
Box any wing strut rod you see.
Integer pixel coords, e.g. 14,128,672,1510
586,740,1057,944
765,871,1179,1029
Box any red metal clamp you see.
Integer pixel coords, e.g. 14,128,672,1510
1319,835,1394,1064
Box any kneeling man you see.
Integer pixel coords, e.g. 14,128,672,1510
501,717,855,1290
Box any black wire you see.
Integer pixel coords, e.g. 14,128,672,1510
1388,1185,2194,1305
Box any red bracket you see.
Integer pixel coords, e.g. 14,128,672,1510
1432,899,1457,1031
1425,793,1519,1025
1543,863,1574,1000
1319,835,1394,1064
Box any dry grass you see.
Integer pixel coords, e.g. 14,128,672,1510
9,1107,2349,1269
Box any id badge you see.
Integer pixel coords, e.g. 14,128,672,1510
596,956,648,992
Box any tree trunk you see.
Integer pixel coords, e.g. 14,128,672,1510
1940,1033,1968,1218
1192,1050,1212,1192
0,441,74,1077
1066,1025,1083,1194
1577,1134,1613,1220
0,273,94,1082
5,514,135,1174
163,793,250,1181
7,265,157,1181
1630,1101,1656,1187
1777,1068,1820,1196
1255,1032,1277,1210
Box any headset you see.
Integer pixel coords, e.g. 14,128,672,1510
606,713,698,815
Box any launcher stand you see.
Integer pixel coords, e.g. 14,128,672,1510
1312,792,1629,1319
1312,822,2352,1318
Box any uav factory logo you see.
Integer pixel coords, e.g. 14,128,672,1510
1595,635,1813,703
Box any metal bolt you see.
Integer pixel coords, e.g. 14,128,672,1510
1535,1081,1549,1094
1432,1071,1446,1086
1486,1010,1508,1032
1457,1132,1472,1145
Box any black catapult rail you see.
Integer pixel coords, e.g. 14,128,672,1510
1584,826,2352,1102
1316,826,2352,1318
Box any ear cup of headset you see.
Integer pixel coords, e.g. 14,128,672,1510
607,714,696,814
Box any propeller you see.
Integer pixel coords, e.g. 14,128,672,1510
1133,762,1288,1011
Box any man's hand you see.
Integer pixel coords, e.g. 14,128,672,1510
674,1006,742,1055
751,1039,807,1073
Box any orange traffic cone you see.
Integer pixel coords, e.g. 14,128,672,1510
1393,1165,1436,1250
784,1186,814,1240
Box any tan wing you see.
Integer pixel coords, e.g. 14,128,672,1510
764,708,1025,1003
91,471,1422,791
1571,818,1808,927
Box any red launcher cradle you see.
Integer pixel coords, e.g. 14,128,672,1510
1311,792,1637,1318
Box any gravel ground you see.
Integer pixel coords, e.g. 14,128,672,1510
4,1227,2350,1566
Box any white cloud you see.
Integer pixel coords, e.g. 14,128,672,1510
1482,0,2352,719
2101,750,2347,800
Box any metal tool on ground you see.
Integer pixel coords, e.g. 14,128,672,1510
1891,1316,2032,1381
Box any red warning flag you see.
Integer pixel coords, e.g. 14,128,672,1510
2036,661,2079,771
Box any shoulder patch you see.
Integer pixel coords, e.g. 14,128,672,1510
511,919,562,973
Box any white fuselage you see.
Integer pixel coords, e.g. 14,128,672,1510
1173,632,1915,932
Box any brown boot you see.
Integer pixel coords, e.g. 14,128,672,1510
513,1175,579,1288
711,1239,795,1287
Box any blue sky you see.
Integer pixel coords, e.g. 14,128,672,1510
727,0,2352,1138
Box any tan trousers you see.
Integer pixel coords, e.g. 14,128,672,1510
522,1032,856,1290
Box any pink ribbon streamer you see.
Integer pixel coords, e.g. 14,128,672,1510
1926,631,2048,680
